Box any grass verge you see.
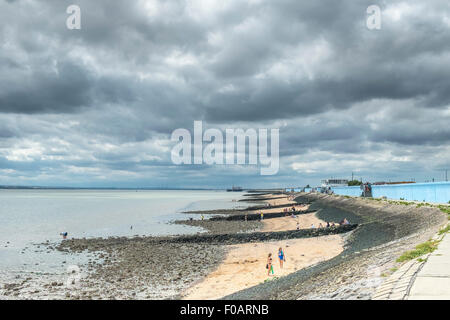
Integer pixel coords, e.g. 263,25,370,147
396,240,440,263
438,224,450,235
438,205,450,220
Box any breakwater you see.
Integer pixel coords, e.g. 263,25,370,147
58,224,357,251
209,209,316,221
238,196,288,202
183,202,311,214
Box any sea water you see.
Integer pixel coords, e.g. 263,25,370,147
0,189,247,277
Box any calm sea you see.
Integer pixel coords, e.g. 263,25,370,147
0,189,247,275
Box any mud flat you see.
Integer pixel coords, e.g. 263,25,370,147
223,193,447,300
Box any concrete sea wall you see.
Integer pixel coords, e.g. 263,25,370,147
331,181,450,204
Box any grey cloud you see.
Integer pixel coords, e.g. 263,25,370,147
0,0,449,187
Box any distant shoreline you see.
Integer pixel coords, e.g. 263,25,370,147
0,186,224,190
0,186,284,192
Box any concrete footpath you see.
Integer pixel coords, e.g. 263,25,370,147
407,230,450,300
373,225,450,300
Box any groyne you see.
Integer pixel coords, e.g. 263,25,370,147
183,202,311,214
58,224,357,252
209,209,316,221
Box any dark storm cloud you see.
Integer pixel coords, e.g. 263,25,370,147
0,60,94,113
0,0,449,187
2,0,450,118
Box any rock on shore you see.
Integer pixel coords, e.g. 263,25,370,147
76,242,226,300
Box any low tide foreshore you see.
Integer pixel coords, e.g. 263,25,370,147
2,192,445,300
0,192,346,299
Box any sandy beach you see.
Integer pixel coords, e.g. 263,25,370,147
182,236,343,300
261,213,326,232
182,193,344,299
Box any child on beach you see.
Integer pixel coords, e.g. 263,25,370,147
278,247,286,269
266,253,274,276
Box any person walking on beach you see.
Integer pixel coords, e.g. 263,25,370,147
60,232,68,239
278,247,286,269
260,212,264,221
266,253,274,276
245,213,248,222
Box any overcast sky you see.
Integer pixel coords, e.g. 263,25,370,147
1,0,449,188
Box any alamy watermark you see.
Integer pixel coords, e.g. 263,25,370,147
171,121,279,175
367,5,381,30
66,5,81,30
65,4,382,31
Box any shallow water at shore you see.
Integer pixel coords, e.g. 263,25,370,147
0,190,247,281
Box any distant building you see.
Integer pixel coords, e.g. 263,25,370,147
321,179,349,187
226,186,243,192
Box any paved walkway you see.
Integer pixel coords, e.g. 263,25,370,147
407,230,450,300
373,224,450,300
372,258,424,300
